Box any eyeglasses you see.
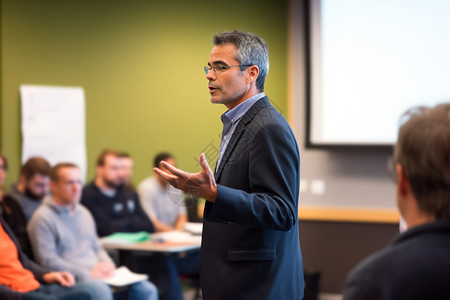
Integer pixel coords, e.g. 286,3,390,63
204,64,252,75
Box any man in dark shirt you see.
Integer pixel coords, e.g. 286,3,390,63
343,103,450,300
81,150,154,237
81,149,198,300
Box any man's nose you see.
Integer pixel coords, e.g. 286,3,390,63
206,69,216,81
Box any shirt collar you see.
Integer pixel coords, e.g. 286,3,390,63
221,92,266,125
45,195,78,215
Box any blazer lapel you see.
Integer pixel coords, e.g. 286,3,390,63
214,97,271,182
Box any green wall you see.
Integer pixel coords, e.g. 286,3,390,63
0,0,288,188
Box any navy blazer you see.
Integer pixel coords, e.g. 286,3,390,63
200,97,304,300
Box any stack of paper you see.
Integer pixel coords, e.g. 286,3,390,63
184,222,203,235
152,231,201,243
102,266,148,287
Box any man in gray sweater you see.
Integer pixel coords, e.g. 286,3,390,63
28,163,158,300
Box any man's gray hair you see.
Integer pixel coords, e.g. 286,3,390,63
394,102,450,218
213,30,269,92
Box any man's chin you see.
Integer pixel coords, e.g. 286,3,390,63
104,179,121,189
210,97,225,104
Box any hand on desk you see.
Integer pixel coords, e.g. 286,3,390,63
153,153,217,202
91,261,116,279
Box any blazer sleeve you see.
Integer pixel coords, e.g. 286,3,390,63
208,118,300,231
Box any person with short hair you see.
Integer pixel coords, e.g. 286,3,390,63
154,30,303,299
82,150,198,300
118,152,135,190
138,152,187,232
343,103,450,300
0,155,99,300
28,163,158,300
7,157,51,221
81,149,155,237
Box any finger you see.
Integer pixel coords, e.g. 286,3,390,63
66,274,75,286
199,153,211,173
153,167,178,181
160,161,190,178
199,153,216,185
56,275,68,287
154,167,185,190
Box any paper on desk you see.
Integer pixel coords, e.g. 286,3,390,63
102,266,148,287
102,232,150,244
184,222,203,235
152,231,201,243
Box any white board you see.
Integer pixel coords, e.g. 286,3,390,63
20,85,87,181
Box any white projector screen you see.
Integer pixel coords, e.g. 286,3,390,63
308,0,450,146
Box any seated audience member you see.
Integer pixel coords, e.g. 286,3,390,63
0,175,100,300
0,220,99,300
28,163,158,300
118,152,135,191
138,152,187,232
343,103,450,300
81,149,199,300
0,152,34,259
81,149,155,237
7,156,51,221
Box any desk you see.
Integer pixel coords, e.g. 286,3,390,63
101,232,202,300
100,231,201,254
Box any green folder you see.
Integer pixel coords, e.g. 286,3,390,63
105,231,150,243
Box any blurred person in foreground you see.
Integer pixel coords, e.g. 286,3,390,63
343,103,450,300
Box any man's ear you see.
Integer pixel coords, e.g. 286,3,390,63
19,174,26,185
396,163,410,196
246,65,260,83
96,166,102,177
49,180,56,193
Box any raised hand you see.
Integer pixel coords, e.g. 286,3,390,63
153,153,218,202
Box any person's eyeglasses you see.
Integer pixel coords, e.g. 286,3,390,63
204,64,252,75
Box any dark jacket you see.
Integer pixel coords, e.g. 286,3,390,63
1,195,34,259
343,219,450,300
0,217,49,300
200,97,304,299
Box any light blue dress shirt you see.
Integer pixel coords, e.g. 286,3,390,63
216,92,266,169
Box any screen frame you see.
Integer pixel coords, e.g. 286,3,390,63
305,0,394,149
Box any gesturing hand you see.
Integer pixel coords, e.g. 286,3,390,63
43,272,75,287
153,153,218,202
